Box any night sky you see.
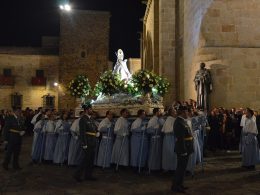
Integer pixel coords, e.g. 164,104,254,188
0,0,146,60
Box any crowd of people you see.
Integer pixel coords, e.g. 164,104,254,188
1,101,260,193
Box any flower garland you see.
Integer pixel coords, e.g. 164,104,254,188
155,75,170,97
68,75,91,98
94,70,123,96
131,70,157,94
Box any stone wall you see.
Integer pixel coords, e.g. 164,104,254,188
159,0,176,106
185,0,260,109
202,0,260,47
0,53,59,110
128,58,141,74
143,0,176,106
142,0,159,73
182,0,214,100
203,47,260,109
59,10,110,109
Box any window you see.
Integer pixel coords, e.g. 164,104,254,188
11,93,22,109
42,94,55,109
3,68,12,76
81,51,86,58
36,69,44,77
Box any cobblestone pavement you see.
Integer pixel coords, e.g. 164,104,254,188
0,137,260,195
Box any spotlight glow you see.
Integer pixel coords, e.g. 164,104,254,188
64,4,71,11
54,82,59,87
59,5,64,10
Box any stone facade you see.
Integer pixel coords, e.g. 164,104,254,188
128,58,141,74
59,10,110,109
0,50,59,110
0,10,110,110
143,0,176,106
143,0,260,109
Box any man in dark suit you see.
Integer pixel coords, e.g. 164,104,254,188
171,106,194,193
74,104,99,182
2,107,25,170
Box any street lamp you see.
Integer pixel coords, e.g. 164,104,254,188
59,3,71,11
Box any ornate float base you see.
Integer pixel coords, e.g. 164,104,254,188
92,102,164,117
75,94,164,117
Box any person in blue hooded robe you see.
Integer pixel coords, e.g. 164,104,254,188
130,109,148,171
31,114,46,163
43,114,57,162
162,108,177,171
111,109,130,168
68,111,84,166
186,110,202,173
96,110,114,168
53,112,71,164
147,108,165,171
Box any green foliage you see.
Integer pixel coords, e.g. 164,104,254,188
94,70,123,96
155,75,170,97
131,70,157,94
68,75,91,98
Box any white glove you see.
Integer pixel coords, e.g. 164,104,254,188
96,132,100,137
82,145,88,149
122,133,127,137
19,131,26,136
74,136,78,140
181,153,188,156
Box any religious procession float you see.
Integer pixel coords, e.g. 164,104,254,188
68,49,170,117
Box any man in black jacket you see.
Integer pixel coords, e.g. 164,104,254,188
74,104,99,182
171,106,194,193
2,107,25,170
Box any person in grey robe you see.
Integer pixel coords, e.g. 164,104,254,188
147,108,165,171
162,108,177,171
96,110,114,168
111,109,130,168
130,109,148,171
241,108,259,169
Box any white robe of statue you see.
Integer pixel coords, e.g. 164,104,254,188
113,49,132,81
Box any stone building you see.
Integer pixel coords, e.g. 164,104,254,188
0,10,110,110
142,0,260,109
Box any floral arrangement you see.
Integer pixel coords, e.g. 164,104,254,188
94,70,123,96
131,70,157,94
68,75,91,98
154,75,170,97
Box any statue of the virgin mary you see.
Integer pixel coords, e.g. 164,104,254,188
112,49,132,82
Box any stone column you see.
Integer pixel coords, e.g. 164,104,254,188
159,0,177,105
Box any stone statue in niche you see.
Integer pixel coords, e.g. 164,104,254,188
194,62,212,111
113,49,132,82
